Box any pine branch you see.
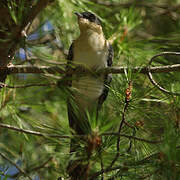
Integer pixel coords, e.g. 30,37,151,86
0,123,162,144
0,152,32,180
109,82,132,168
102,133,162,144
90,165,127,180
90,148,178,179
27,157,53,173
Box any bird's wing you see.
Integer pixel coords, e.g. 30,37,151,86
67,43,74,62
107,44,113,66
57,43,74,87
97,43,113,112
66,42,75,128
66,42,85,134
66,42,74,86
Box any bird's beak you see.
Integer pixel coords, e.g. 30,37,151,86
74,12,83,18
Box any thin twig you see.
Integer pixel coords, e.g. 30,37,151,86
0,123,162,144
90,152,161,179
27,157,53,172
109,104,128,167
0,123,70,138
90,165,127,180
11,157,53,178
5,65,66,74
0,152,33,180
0,82,56,88
123,120,134,129
147,52,180,96
109,81,132,168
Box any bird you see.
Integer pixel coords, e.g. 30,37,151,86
66,12,113,136
62,11,113,179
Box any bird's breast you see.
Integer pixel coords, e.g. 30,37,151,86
72,33,108,109
73,33,108,68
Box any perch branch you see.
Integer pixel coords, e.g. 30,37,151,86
0,64,180,75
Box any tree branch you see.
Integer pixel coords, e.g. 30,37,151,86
27,157,53,173
0,63,180,75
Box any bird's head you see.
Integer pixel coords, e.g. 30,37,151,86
75,12,102,33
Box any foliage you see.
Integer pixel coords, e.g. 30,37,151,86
0,0,180,179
